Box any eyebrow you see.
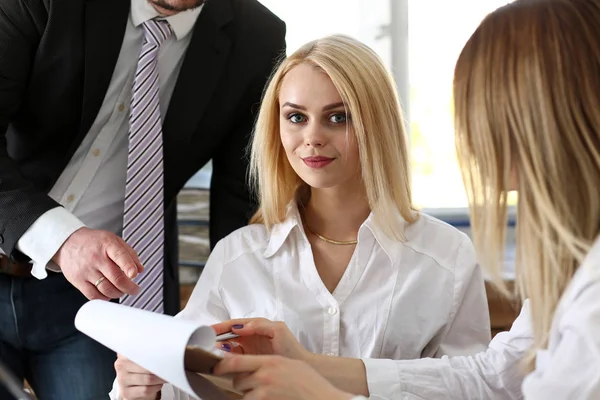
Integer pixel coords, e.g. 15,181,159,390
281,101,345,111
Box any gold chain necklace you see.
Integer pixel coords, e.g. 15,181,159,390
304,223,358,246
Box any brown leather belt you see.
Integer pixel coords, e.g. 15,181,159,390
0,254,33,278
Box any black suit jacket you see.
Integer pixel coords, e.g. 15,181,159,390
0,0,285,312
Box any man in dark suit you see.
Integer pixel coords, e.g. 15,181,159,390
0,0,285,398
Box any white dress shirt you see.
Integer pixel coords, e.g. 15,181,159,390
109,202,491,400
521,236,600,399
354,236,600,400
12,0,203,279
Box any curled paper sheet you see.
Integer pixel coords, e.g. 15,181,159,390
75,300,239,400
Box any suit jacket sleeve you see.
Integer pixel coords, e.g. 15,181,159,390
208,22,286,248
0,0,61,256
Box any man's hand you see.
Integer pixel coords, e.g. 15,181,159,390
52,227,144,300
115,355,164,400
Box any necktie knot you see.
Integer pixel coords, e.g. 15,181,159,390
142,19,173,47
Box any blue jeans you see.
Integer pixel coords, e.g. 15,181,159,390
0,272,116,400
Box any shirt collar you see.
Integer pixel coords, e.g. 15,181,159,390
131,0,204,41
263,203,303,258
263,202,404,263
362,213,404,263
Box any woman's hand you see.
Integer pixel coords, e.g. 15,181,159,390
114,355,165,400
212,318,311,361
213,355,355,400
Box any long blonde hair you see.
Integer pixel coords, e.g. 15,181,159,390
454,0,600,369
249,34,418,239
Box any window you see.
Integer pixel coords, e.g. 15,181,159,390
408,1,513,209
259,0,392,65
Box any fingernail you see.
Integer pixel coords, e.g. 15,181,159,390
221,343,232,352
232,324,244,329
128,270,136,278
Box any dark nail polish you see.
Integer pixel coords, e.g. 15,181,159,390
232,324,244,329
221,343,232,352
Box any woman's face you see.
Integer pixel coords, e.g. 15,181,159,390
278,63,361,190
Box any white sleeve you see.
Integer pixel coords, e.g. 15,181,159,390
15,206,85,279
109,239,231,400
107,380,193,400
433,237,491,357
521,279,600,399
362,300,532,400
159,384,194,400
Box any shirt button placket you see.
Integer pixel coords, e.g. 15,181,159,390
324,302,341,356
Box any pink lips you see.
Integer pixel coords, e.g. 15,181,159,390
302,156,334,169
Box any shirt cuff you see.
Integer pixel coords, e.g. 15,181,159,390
16,207,86,279
160,385,176,400
361,358,402,399
108,378,121,400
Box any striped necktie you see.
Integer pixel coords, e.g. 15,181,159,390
121,19,173,313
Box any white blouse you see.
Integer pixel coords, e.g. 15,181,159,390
357,237,600,400
521,236,600,399
110,204,491,400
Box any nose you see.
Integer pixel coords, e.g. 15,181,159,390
304,122,326,148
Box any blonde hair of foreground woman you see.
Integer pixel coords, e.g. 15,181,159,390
454,0,600,369
249,34,418,239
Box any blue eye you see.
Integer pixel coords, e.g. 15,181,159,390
288,113,307,123
329,113,347,124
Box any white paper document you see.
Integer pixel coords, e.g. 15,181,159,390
75,300,239,400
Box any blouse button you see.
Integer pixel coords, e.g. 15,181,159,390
327,306,338,316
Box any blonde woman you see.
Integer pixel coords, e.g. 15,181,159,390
110,35,491,400
210,1,600,399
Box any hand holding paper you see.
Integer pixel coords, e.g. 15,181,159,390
74,300,241,400
114,355,166,400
